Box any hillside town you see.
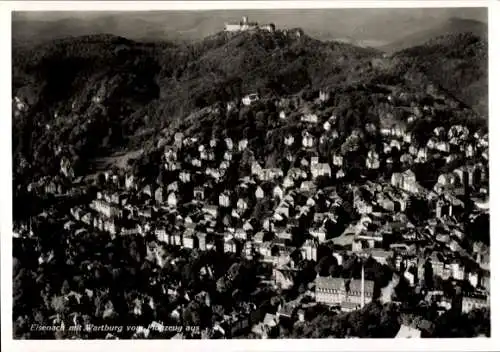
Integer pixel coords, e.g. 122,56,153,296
13,79,490,339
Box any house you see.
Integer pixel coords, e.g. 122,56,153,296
383,142,392,154
429,252,445,278
323,121,332,131
276,227,292,241
392,125,405,137
193,187,205,201
482,148,488,161
355,200,373,215
416,148,429,163
183,234,195,249
225,101,237,113
199,147,209,160
237,198,248,212
167,181,179,193
242,93,259,106
427,137,438,150
390,139,401,151
164,146,178,161
219,192,231,208
167,193,177,208
448,261,465,280
224,239,238,253
436,141,450,153
302,131,315,148
448,125,469,141
315,277,374,308
166,161,182,171
288,168,307,180
255,186,265,200
154,187,166,204
403,132,414,144
300,181,316,193
224,151,233,162
91,199,121,218
225,138,234,151
310,227,326,243
155,228,169,243
461,294,489,314
330,130,339,140
437,173,458,188
191,159,202,168
433,127,446,137
273,269,294,290
366,150,380,170
203,205,218,219
273,186,284,200
238,139,249,152
234,228,248,241
197,233,207,251
391,170,418,194
279,110,287,120
409,145,418,156
283,176,295,189
400,153,413,165
275,203,290,219
465,144,476,158
179,171,191,183
284,134,295,146
319,90,330,102
311,163,332,179
251,162,263,176
206,168,222,181
301,114,319,124
259,168,283,182
172,232,182,246
380,127,392,136
301,239,318,261
332,154,343,167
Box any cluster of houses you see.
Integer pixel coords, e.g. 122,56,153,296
19,86,490,338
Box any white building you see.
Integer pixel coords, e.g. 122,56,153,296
242,93,259,106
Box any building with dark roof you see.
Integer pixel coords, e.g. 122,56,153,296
315,273,374,309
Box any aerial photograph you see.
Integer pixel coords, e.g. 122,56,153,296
11,6,489,340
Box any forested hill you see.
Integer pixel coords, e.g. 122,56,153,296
12,28,487,184
12,30,380,177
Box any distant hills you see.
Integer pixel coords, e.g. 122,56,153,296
12,8,487,49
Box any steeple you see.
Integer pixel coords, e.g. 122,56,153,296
361,262,365,308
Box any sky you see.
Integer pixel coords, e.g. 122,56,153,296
12,8,487,46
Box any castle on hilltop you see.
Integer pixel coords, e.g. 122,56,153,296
224,16,276,33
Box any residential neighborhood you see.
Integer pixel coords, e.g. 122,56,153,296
13,83,490,339
10,8,490,342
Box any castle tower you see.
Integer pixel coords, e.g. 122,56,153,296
242,16,248,24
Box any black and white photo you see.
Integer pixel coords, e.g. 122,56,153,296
5,1,494,347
